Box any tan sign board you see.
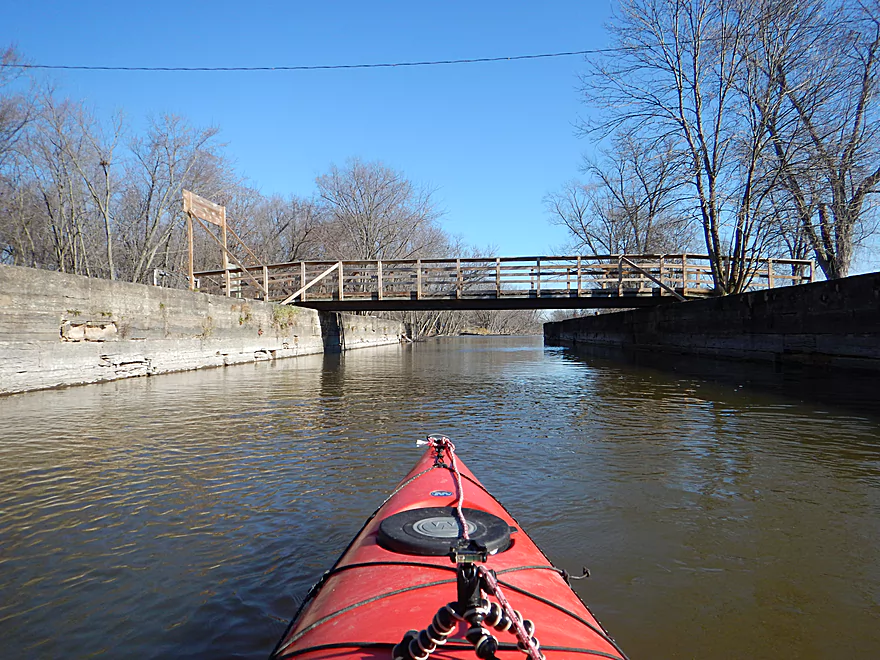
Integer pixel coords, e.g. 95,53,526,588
183,189,225,227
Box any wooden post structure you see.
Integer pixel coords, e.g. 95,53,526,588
183,189,267,298
496,258,501,297
767,258,774,289
338,262,344,300
456,259,462,299
658,256,665,293
219,207,230,296
377,260,383,300
300,262,307,302
184,190,227,292
617,256,623,297
681,254,689,294
416,259,422,299
536,258,541,296
577,256,582,296
186,211,195,290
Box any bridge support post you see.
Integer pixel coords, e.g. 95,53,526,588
187,212,195,290
301,262,307,302
263,266,269,301
536,258,541,296
617,256,623,297
659,256,665,293
222,207,231,297
456,259,462,299
577,256,582,296
682,254,689,294
338,262,344,300
416,259,422,299
496,258,501,297
767,259,774,289
377,260,383,300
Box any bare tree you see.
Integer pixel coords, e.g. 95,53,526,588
243,193,324,263
547,132,692,254
116,115,221,283
587,135,689,251
20,91,98,276
583,0,777,293
755,0,880,278
0,46,30,172
466,308,542,335
316,158,445,260
545,180,616,253
1,100,229,282
0,161,51,267
65,109,125,280
0,48,38,267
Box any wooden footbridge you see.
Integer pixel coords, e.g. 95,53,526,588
176,190,814,311
189,254,814,311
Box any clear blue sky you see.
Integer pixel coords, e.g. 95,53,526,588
2,1,613,257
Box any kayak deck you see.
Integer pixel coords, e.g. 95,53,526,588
272,440,626,659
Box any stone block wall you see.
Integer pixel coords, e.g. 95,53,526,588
0,265,404,394
339,313,408,350
544,271,880,371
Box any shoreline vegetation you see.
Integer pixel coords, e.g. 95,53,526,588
0,45,541,338
448,329,541,337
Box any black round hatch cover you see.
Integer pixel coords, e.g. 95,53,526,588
377,507,512,556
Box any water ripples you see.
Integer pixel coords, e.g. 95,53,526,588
1,337,878,658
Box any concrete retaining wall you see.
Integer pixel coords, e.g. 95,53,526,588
0,265,405,395
339,313,407,351
544,271,880,371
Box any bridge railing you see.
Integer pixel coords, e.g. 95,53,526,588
190,254,815,302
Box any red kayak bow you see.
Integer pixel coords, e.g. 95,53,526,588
271,435,627,660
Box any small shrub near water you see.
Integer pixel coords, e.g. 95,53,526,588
272,305,298,331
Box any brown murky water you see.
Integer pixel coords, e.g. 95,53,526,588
1,336,878,658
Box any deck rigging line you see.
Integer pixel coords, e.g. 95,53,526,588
278,640,625,659
424,434,543,660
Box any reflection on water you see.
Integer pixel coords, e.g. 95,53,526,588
0,337,878,658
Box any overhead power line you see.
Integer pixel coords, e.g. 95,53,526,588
2,17,869,75
0,48,624,73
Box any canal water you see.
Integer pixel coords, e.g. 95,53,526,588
1,336,878,659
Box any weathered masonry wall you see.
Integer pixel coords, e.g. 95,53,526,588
544,271,880,371
0,265,405,395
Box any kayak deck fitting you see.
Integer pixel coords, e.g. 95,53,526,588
271,435,627,660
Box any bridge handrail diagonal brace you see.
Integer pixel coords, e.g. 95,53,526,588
280,262,343,305
618,256,686,301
